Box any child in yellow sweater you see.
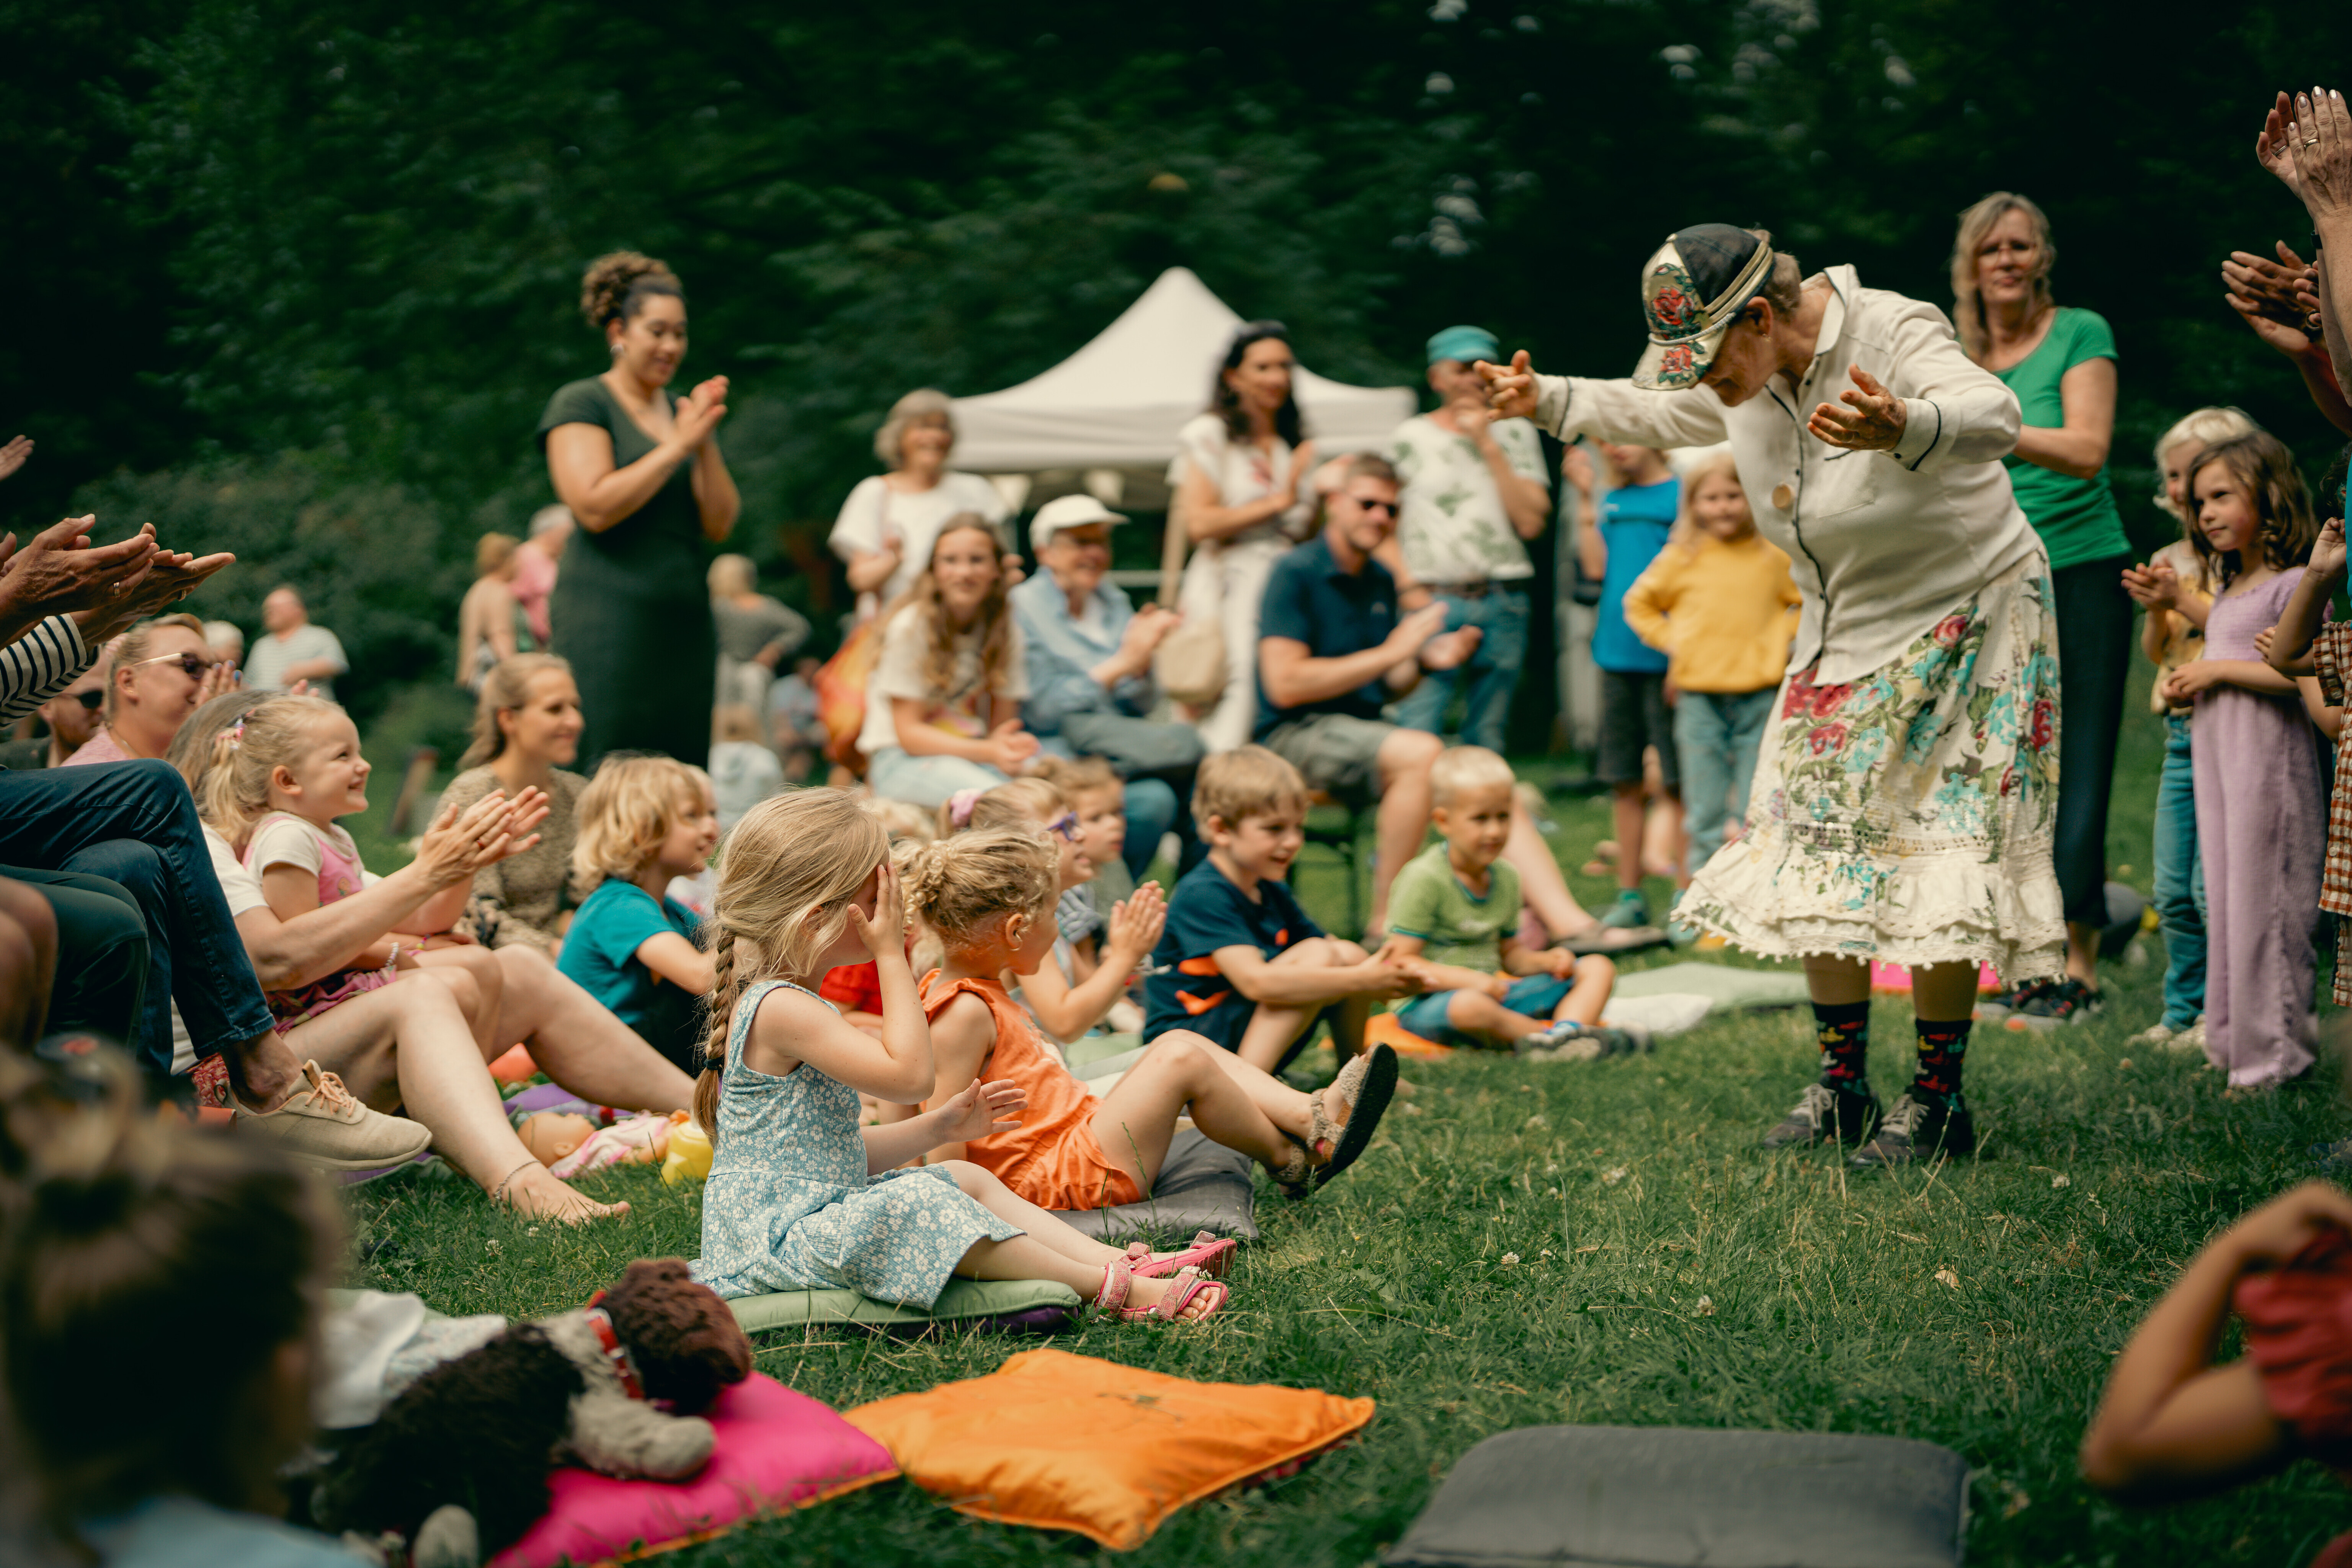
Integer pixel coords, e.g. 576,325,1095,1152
1622,452,1800,880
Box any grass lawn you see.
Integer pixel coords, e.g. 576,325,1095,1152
341,674,2352,1567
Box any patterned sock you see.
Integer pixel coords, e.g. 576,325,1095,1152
1912,1019,1971,1108
1812,1001,1870,1090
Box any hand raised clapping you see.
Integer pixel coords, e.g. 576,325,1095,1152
1806,365,1908,452
1104,880,1168,968
413,787,554,887
936,1076,1026,1143
2120,559,2184,611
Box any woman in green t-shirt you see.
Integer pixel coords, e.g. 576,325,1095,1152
541,251,742,769
1952,192,2131,1026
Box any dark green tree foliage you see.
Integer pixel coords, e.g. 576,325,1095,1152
8,0,2351,721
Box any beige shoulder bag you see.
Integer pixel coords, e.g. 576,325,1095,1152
1150,491,1228,707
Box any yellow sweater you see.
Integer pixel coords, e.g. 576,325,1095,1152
1621,531,1801,694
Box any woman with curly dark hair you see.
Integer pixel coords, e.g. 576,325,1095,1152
540,252,741,768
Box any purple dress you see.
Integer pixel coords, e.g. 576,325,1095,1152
2192,568,2326,1089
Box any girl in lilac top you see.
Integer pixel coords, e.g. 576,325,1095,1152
2156,434,2326,1091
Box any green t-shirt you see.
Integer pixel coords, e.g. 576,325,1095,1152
1385,840,1522,974
1992,307,2129,571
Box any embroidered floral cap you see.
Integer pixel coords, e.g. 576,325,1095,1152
1630,224,1778,391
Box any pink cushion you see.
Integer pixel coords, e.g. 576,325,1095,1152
490,1373,897,1568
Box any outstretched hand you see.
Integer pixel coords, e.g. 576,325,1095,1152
2259,89,2312,201
1806,365,1908,451
0,435,30,483
2297,88,2352,221
1477,350,1540,422
936,1076,1026,1143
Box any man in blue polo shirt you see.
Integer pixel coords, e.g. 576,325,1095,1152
1255,452,1483,933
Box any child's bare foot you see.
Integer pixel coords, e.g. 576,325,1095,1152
1102,1264,1228,1322
496,1164,630,1224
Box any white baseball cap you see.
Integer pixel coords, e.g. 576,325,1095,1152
1028,493,1128,550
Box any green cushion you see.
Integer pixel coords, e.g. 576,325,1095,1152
727,1277,1082,1334
1610,962,1811,1010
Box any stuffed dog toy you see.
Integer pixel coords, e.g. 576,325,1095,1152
317,1256,753,1567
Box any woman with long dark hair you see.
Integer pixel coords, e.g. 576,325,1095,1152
540,251,740,768
1171,321,1318,751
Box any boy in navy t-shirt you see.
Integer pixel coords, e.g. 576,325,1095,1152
1144,746,1417,1071
1568,440,1684,933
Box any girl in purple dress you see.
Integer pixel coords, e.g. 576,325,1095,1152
2157,432,2324,1093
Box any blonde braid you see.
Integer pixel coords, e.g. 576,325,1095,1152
693,928,739,1146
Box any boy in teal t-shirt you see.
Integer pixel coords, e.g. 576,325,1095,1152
1379,747,1646,1059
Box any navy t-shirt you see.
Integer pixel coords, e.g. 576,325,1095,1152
1253,534,1398,739
1144,860,1326,1052
1592,476,1678,673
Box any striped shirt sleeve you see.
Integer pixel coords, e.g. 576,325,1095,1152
0,616,95,725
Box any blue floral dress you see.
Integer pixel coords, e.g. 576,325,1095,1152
691,979,1021,1306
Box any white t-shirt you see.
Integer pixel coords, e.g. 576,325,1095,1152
828,472,1009,610
1169,414,1315,548
856,604,1030,757
243,622,349,704
1387,413,1550,585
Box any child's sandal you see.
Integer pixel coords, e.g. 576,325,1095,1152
1132,1230,1239,1279
1098,1259,1229,1324
1271,1137,1315,1201
1308,1044,1400,1191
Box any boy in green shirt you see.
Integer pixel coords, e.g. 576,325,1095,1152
1381,747,1647,1059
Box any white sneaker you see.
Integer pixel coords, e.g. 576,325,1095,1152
2172,1017,2208,1054
2128,1022,2178,1049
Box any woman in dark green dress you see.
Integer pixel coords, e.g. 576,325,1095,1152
541,250,741,768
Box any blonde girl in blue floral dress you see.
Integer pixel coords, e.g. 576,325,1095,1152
1487,224,2064,1171
690,789,1230,1323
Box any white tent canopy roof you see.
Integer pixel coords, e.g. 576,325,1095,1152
947,267,1416,473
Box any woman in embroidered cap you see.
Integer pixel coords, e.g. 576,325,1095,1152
1484,224,2057,1171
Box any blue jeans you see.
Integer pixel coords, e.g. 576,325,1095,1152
1395,975,1574,1047
1120,778,1179,880
1674,687,1777,867
863,747,1008,808
0,760,273,1077
2154,714,2207,1029
1392,586,1530,753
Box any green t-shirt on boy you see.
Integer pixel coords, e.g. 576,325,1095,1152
1385,841,1522,975
1992,306,2128,571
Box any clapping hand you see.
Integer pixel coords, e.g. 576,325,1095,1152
0,516,158,632
2295,88,2352,221
0,435,30,483
2313,518,2348,580
1104,880,1168,969
2223,243,2324,353
674,376,730,448
2121,559,2184,610
2259,89,2313,201
1478,350,1541,422
193,655,237,707
936,1076,1026,1143
77,542,237,642
1420,624,1484,671
1807,365,1908,451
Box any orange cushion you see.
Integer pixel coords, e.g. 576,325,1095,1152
488,1044,539,1085
1365,1011,1453,1059
843,1347,1375,1550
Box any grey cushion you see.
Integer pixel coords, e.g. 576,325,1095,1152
1054,1127,1259,1243
1385,1425,1968,1568
727,1277,1080,1337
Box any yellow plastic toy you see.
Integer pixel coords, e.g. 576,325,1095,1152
662,1117,714,1184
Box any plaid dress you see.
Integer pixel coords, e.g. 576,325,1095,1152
2307,622,2352,1003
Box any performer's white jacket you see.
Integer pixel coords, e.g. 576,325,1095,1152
1535,264,2048,686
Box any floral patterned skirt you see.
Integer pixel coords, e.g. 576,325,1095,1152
1676,556,2066,983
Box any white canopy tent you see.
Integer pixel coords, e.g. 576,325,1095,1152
947,267,1415,477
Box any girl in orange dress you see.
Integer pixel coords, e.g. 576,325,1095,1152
903,828,1398,1214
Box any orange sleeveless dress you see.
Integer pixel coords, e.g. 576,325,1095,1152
920,972,1143,1211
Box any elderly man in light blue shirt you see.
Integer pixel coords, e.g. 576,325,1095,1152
1009,494,1205,877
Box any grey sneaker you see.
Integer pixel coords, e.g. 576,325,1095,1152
1517,1020,1651,1061
232,1060,433,1171
1599,890,1653,930
1975,978,2050,1024
1763,1080,1881,1148
1850,1092,1975,1168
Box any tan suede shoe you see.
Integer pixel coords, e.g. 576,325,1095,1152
231,1060,433,1170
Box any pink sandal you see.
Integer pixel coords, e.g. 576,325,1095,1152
1123,1231,1239,1279
1096,1258,1230,1324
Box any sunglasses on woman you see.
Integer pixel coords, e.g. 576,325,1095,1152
127,651,219,681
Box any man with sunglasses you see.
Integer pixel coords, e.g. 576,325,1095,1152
1255,453,1482,933
0,666,103,770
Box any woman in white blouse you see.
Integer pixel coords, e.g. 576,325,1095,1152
1172,321,1318,751
830,388,1011,620
1488,224,2058,1171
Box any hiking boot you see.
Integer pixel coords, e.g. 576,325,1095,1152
1975,978,2050,1024
1517,1020,1651,1062
1599,890,1653,930
2006,978,2103,1031
1850,1092,1976,1168
232,1060,434,1171
1762,1080,1881,1148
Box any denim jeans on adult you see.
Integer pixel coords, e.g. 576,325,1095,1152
0,867,148,1050
1391,585,1531,753
0,759,273,1077
1673,687,1777,869
2153,713,2208,1029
